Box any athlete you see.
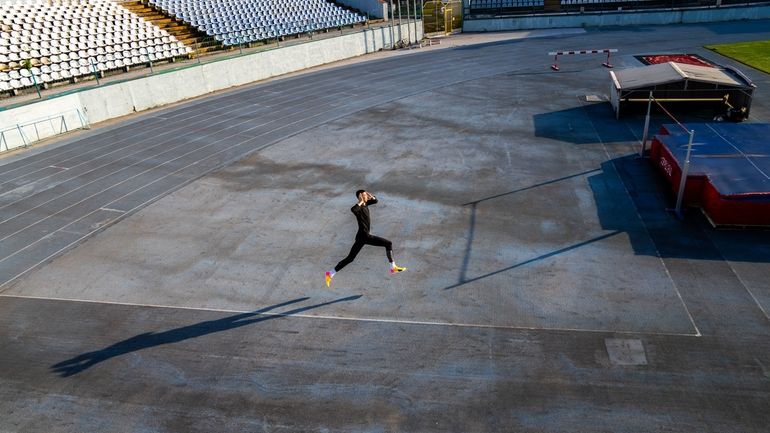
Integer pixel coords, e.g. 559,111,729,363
325,190,406,287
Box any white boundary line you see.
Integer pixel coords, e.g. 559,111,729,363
705,123,770,180
0,293,701,337
579,96,702,337
0,55,534,289
700,229,770,323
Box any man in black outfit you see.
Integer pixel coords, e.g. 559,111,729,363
326,189,406,287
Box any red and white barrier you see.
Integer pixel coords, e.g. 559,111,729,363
548,49,618,71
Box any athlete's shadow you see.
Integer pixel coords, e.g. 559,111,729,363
51,295,361,377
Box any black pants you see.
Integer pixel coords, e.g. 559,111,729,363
335,232,393,272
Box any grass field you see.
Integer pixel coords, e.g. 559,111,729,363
705,40,770,74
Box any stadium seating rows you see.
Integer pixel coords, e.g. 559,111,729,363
148,0,366,46
0,0,191,93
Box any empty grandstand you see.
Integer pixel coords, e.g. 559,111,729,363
147,0,367,46
0,0,192,94
0,0,369,97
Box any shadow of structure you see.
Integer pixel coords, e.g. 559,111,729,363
447,101,770,290
591,154,770,263
51,295,362,377
533,103,640,144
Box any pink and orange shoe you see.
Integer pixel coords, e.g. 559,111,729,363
325,271,332,287
390,266,407,274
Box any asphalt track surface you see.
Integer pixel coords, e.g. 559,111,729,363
2,21,770,432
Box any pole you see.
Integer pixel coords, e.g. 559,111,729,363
413,0,418,42
30,70,42,99
89,58,100,85
397,0,403,46
639,91,653,157
388,0,395,49
674,130,695,220
16,124,29,147
405,0,412,45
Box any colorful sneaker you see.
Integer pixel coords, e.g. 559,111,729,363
325,271,332,287
390,266,407,274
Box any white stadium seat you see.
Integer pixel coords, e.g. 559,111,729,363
0,0,194,94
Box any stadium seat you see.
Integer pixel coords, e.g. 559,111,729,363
0,0,193,92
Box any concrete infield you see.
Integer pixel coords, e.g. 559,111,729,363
1,21,770,432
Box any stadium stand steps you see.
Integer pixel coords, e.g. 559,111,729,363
122,0,225,56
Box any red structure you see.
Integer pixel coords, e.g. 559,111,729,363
650,123,770,226
639,54,714,68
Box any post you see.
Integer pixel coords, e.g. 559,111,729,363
76,108,91,130
413,0,418,41
602,50,613,68
405,0,412,44
16,124,29,147
238,37,243,55
89,58,100,85
674,130,695,220
30,71,42,99
147,54,154,73
196,41,201,64
397,0,402,46
640,91,653,157
388,0,395,49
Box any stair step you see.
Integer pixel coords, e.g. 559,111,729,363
119,0,224,54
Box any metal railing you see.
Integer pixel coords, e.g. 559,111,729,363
0,109,90,153
467,0,770,15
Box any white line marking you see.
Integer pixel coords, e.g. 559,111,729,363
579,96,702,337
0,86,411,287
0,293,701,337
99,207,126,213
0,93,346,248
701,228,770,323
705,123,770,180
0,66,362,182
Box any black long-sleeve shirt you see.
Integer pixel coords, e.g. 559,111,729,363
351,197,378,234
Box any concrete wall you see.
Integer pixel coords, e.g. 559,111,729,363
463,4,770,31
339,0,388,19
0,22,423,152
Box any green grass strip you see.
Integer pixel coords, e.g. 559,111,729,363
705,40,770,74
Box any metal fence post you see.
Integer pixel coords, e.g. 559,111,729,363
674,130,695,220
640,91,653,157
397,0,403,45
16,124,29,147
76,108,91,130
89,58,100,85
406,0,412,44
30,71,42,99
388,0,395,48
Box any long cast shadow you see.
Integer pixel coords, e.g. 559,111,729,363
445,230,622,291
456,168,604,287
51,295,361,377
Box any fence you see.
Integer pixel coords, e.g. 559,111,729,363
467,0,770,16
424,0,464,34
0,109,90,153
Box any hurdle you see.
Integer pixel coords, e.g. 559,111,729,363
549,49,618,71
